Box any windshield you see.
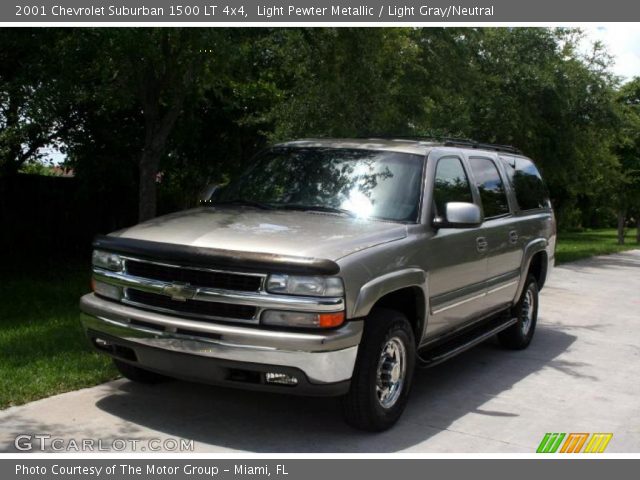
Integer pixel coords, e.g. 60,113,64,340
211,148,425,222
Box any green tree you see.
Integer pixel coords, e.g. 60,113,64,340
466,28,621,225
265,28,428,138
96,29,221,221
1,27,632,233
0,29,72,176
67,29,276,221
615,77,640,243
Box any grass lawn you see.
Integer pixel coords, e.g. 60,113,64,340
0,261,116,409
1,228,638,410
555,228,640,264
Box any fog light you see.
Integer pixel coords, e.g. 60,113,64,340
93,337,113,353
265,372,298,386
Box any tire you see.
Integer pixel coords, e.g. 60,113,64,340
341,308,416,432
498,274,539,350
113,359,169,384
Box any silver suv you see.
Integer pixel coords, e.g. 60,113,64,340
80,138,556,431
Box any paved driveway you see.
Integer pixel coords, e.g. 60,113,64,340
1,251,639,453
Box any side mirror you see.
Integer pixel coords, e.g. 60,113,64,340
432,202,482,229
198,183,221,204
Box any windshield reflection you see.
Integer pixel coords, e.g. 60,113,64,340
212,148,425,222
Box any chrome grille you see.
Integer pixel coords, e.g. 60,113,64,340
125,288,257,322
93,254,344,327
125,259,262,292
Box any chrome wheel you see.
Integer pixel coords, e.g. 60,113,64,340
521,286,535,336
376,337,407,409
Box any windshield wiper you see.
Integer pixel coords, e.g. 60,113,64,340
274,204,357,217
210,199,274,210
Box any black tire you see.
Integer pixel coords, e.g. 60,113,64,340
498,275,539,350
341,308,416,432
113,359,169,384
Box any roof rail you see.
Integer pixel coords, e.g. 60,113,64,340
353,136,439,143
443,137,522,154
347,135,523,154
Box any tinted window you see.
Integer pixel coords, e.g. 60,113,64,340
468,157,510,218
212,148,425,222
433,157,473,216
501,156,549,211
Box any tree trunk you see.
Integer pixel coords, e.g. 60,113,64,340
138,150,159,222
617,210,626,245
1,91,23,176
636,216,640,244
137,98,187,222
134,32,196,222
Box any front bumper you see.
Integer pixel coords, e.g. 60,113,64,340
80,294,362,395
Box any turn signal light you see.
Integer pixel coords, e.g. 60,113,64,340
261,310,346,328
318,312,345,328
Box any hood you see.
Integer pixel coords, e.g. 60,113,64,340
112,207,407,261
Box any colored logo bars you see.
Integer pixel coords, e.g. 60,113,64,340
537,433,613,453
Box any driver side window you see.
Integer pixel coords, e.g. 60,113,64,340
433,157,474,217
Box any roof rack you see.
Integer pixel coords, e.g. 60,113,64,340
353,136,439,143
347,136,523,154
443,137,522,155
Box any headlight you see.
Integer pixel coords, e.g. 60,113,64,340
266,274,344,297
261,310,345,328
92,250,123,271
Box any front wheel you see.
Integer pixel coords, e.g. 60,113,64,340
341,308,416,431
498,275,539,350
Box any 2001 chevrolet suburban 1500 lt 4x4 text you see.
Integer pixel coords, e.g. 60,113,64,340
80,138,555,431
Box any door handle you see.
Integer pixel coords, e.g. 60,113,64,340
476,237,488,253
508,230,519,244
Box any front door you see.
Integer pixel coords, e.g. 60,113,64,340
426,154,488,337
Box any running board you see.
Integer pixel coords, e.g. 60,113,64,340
417,314,518,368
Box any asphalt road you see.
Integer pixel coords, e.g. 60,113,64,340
1,251,639,453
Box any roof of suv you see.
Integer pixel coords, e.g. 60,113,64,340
275,138,437,156
275,138,523,157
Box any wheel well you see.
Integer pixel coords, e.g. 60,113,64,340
371,287,425,343
528,251,548,290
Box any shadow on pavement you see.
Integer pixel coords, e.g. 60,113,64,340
88,324,577,452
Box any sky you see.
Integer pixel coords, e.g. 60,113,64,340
581,25,640,82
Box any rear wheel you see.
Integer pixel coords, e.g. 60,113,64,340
341,308,416,431
113,359,169,384
498,275,539,350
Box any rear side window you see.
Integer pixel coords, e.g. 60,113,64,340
501,157,549,211
433,157,473,216
468,157,510,218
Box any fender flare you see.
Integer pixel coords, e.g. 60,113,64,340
352,268,429,338
515,238,549,300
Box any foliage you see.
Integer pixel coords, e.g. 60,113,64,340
0,30,74,175
615,78,640,218
555,228,638,263
468,29,621,220
0,27,638,232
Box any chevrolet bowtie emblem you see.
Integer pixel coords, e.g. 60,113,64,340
162,282,197,302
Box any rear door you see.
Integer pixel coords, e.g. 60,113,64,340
466,155,522,311
500,153,555,280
